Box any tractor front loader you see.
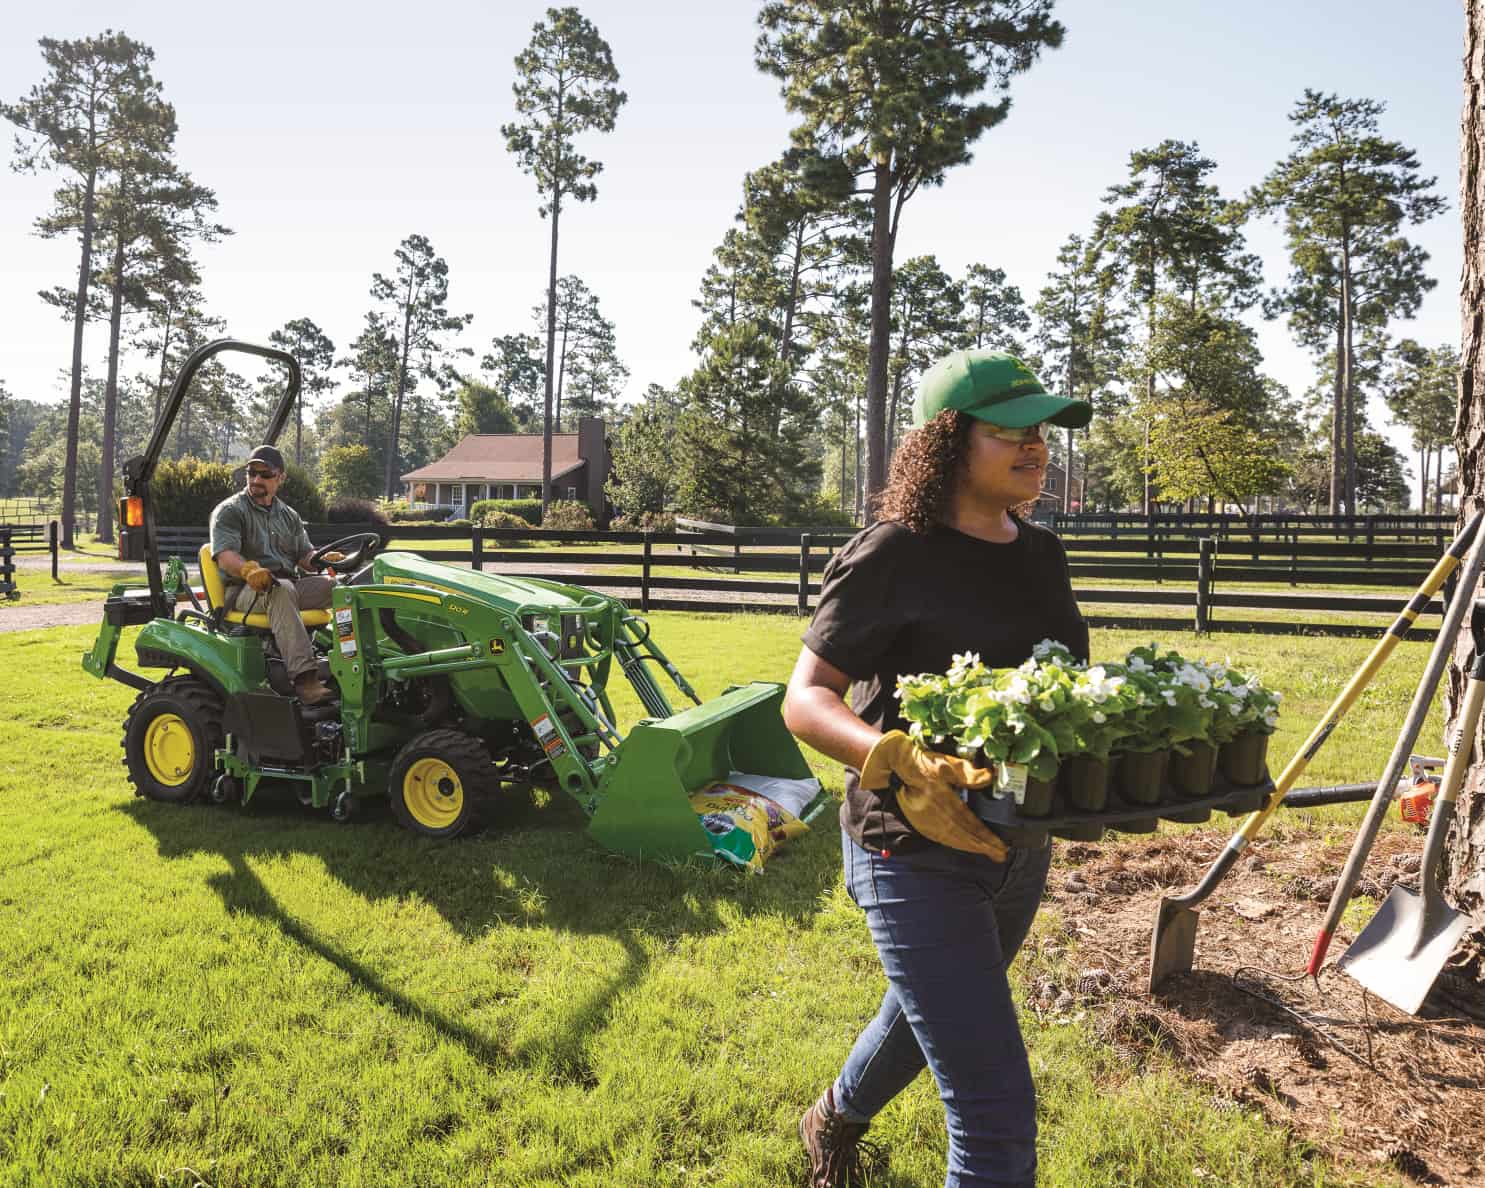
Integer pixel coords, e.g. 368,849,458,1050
84,339,825,864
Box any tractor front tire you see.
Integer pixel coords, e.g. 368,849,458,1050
389,728,492,839
123,676,224,804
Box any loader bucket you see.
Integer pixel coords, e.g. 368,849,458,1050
587,681,818,863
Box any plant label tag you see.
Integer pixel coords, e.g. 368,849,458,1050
997,762,1029,805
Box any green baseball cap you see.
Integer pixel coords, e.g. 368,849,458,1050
912,349,1092,430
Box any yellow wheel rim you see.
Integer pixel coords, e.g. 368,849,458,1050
403,757,464,830
143,713,195,786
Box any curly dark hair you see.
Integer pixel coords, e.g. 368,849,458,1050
873,410,972,533
874,410,1038,533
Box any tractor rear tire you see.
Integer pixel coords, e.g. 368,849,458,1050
122,676,224,804
389,728,492,839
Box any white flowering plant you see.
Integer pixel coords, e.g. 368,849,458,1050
895,640,1281,783
1207,661,1283,740
898,641,1139,782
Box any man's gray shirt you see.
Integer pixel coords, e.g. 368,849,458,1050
209,491,312,576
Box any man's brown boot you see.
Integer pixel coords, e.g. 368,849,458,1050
293,670,334,706
800,1086,878,1187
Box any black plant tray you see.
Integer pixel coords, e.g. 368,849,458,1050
967,766,1275,847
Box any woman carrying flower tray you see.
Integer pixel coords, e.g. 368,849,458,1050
783,349,1091,1188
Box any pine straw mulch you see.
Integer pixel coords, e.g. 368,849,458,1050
1028,828,1485,1186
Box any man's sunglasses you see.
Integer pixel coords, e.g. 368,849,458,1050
982,422,1048,445
247,466,277,479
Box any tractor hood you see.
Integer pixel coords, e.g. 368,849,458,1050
370,551,583,612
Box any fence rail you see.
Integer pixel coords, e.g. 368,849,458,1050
133,521,1463,638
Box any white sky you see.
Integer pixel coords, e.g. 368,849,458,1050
0,0,1466,491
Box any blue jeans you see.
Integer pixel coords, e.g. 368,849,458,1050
833,828,1051,1188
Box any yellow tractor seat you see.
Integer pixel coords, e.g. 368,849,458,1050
198,543,333,630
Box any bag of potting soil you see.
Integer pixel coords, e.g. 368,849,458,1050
688,774,818,872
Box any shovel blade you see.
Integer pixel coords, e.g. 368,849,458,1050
1336,886,1470,1015
1149,897,1200,993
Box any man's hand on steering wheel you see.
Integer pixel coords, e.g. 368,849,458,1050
307,531,382,574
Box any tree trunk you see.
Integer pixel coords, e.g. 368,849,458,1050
1447,0,1485,963
61,169,98,549
1330,311,1346,516
864,159,895,520
384,305,413,499
153,299,175,427
1436,443,1445,514
1342,238,1357,516
1421,446,1430,512
98,213,126,546
541,187,561,512
854,389,863,522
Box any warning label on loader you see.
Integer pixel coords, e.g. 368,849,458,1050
335,607,357,657
531,713,566,759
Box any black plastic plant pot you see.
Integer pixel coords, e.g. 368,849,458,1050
1170,740,1217,799
1116,748,1168,805
1062,755,1109,812
1019,767,1057,818
1219,730,1270,786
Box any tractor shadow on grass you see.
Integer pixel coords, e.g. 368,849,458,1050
122,781,841,1086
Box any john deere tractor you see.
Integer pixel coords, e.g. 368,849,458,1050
84,339,821,860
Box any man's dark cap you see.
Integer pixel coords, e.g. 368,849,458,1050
246,445,286,473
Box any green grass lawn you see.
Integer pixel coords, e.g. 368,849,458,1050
0,616,1423,1185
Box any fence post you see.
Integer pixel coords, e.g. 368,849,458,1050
798,533,811,615
1195,537,1215,633
1365,514,1375,561
1,527,14,600
471,523,483,572
49,519,59,580
642,531,652,614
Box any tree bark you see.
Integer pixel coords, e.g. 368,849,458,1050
61,169,98,549
384,300,413,499
1447,0,1485,963
542,187,560,512
1330,310,1346,516
98,207,126,546
1342,237,1357,516
864,159,895,520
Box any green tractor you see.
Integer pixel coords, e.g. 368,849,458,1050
84,339,823,863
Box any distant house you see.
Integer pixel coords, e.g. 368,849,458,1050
1035,458,1084,515
399,416,610,519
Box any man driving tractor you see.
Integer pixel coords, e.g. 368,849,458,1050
208,444,344,706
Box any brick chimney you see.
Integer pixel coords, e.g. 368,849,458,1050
577,416,608,521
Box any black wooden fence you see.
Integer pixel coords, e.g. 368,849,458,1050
0,528,16,600
142,520,1466,639
0,521,62,590
1045,510,1455,544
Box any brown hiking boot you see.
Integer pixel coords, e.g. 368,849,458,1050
800,1087,879,1187
293,671,334,706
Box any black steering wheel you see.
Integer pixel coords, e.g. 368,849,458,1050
308,532,383,574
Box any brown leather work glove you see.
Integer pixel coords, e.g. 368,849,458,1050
239,559,275,593
859,730,1008,862
320,551,346,566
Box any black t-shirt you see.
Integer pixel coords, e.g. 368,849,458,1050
801,516,1089,853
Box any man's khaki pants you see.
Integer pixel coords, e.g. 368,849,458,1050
231,575,334,680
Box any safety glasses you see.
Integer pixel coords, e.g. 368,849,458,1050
982,422,1048,445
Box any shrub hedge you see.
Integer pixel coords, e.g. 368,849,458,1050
469,498,542,526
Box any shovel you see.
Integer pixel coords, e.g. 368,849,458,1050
1305,536,1485,978
1336,617,1485,1015
1148,511,1484,992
